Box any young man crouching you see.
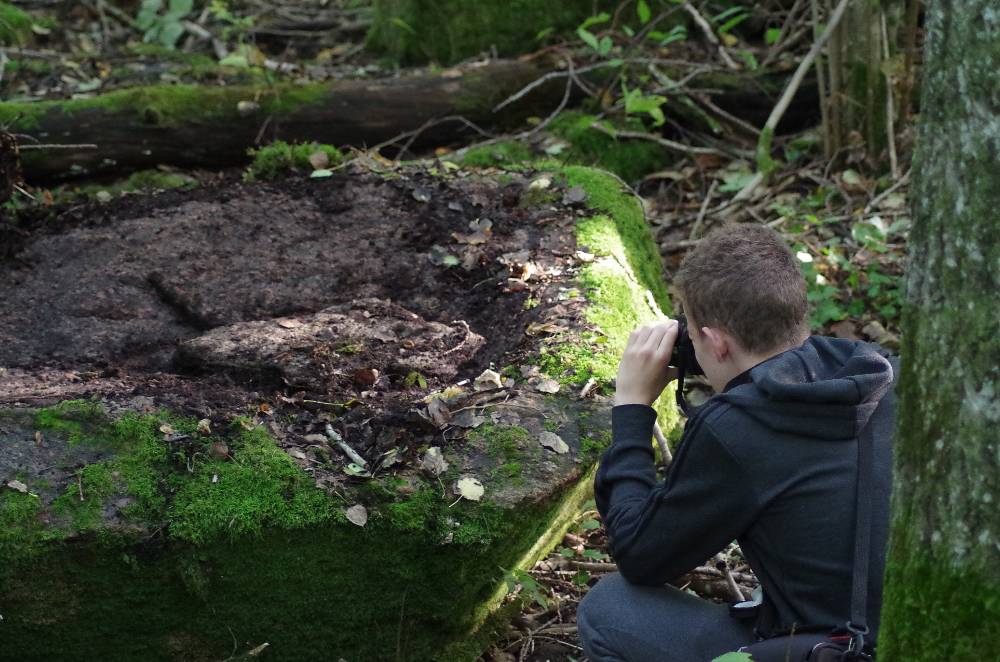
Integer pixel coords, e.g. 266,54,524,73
577,224,896,661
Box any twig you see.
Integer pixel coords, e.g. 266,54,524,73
663,238,702,253
682,2,739,70
589,122,729,157
493,61,616,112
734,0,851,202
880,12,899,179
579,377,597,399
324,424,367,467
689,179,717,241
18,143,98,150
690,92,761,137
863,169,910,215
653,421,673,464
371,115,494,160
441,320,475,356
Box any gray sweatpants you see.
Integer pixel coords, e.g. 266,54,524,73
577,573,756,662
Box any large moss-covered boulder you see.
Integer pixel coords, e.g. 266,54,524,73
0,164,676,660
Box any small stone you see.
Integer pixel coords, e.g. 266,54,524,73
539,431,569,454
95,190,112,203
303,434,327,444
237,100,260,116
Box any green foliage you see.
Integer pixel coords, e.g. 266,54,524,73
622,83,667,127
711,653,754,662
245,141,344,180
0,2,32,46
503,567,549,608
136,0,194,49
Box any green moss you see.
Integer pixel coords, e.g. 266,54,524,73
879,553,1000,660
167,423,337,544
123,169,197,191
459,141,533,168
549,111,671,182
470,423,531,463
246,140,344,180
0,82,329,132
0,2,32,46
34,400,106,446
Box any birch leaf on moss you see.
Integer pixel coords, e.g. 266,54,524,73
345,504,368,527
456,476,485,502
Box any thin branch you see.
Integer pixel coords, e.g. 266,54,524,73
682,2,740,70
734,0,851,201
589,122,730,157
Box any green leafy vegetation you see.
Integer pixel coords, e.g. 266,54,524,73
136,0,194,49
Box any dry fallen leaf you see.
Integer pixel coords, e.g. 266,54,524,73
345,504,368,526
209,441,229,460
539,431,569,454
6,479,28,494
474,369,503,391
421,446,449,476
426,397,452,428
308,150,330,170
353,368,380,387
159,423,175,436
456,476,485,502
451,409,486,429
196,419,212,435
276,318,302,329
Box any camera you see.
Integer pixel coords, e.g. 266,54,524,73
670,316,703,377
669,316,703,414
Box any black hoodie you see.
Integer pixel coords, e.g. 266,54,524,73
594,336,897,639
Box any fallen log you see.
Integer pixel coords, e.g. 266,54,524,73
1,57,816,183
3,58,567,182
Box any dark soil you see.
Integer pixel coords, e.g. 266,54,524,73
0,164,590,483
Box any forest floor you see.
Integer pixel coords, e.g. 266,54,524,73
1,1,913,660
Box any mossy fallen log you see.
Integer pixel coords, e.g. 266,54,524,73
2,58,567,182
0,165,678,660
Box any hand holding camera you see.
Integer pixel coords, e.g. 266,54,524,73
614,320,681,407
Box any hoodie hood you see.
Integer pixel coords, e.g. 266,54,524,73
717,336,895,440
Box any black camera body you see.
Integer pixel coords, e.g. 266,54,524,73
669,316,703,414
670,317,703,377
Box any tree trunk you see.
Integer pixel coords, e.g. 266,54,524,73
877,1,1000,659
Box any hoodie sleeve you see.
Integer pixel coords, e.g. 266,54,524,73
594,403,762,586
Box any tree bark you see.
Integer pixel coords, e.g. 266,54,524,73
877,1,1000,659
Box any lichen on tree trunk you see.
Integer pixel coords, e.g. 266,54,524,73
877,2,1000,659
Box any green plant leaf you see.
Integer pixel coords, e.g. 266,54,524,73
718,12,750,35
168,0,193,15
766,27,782,45
535,26,555,40
711,653,754,662
158,21,184,48
578,12,611,30
637,0,652,24
218,53,249,67
598,36,614,56
577,27,600,51
390,17,416,34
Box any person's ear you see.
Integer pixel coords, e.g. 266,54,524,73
700,327,730,363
